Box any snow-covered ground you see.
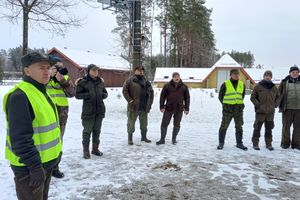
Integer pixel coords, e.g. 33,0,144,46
0,85,299,200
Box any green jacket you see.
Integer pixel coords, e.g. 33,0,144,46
122,75,154,113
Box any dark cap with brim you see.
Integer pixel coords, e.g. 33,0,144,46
230,69,240,75
87,64,99,72
21,52,50,68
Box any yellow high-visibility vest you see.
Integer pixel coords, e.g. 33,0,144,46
223,80,244,105
3,81,62,166
46,75,69,106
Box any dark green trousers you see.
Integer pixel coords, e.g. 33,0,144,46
127,111,148,134
82,114,103,144
14,169,52,200
219,104,244,144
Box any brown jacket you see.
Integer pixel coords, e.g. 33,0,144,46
122,75,154,113
160,79,190,112
278,75,300,112
251,80,280,114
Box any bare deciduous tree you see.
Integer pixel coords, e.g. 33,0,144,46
1,0,83,55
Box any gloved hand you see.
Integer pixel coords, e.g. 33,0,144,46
29,167,46,187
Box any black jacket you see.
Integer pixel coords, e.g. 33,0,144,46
75,75,108,119
6,76,59,173
160,79,190,112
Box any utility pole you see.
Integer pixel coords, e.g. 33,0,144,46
131,0,142,69
99,0,142,72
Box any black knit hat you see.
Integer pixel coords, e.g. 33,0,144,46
263,70,272,78
230,69,240,75
289,65,299,73
21,52,49,68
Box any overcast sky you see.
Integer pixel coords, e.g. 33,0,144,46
0,0,299,68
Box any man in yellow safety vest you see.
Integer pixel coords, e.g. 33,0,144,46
217,69,248,151
3,52,62,200
47,55,75,178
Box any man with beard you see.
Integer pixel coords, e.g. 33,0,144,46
279,65,300,150
250,70,279,151
122,66,154,145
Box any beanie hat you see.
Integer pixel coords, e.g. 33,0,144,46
230,69,240,75
263,70,273,78
289,65,299,73
21,52,49,68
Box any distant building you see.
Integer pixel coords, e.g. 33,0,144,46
48,47,130,87
154,54,256,90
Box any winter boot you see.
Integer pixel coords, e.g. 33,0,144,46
128,133,133,145
266,145,274,151
83,143,90,159
52,169,64,178
217,132,226,150
236,132,248,151
252,140,260,150
172,127,180,145
156,127,167,145
91,143,103,156
141,131,151,143
253,145,260,150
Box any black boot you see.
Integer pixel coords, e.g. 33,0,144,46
91,143,103,156
236,132,248,151
172,127,180,145
128,133,133,145
156,127,167,145
52,169,64,178
217,132,226,150
141,131,151,143
83,143,90,159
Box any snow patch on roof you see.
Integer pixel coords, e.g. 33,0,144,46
56,47,130,71
154,67,212,83
245,67,289,84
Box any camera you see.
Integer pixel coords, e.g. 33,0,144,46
57,67,68,75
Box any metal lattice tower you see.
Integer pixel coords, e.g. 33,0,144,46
98,0,142,71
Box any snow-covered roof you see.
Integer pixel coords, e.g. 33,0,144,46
154,67,212,83
245,67,290,84
213,54,241,68
55,47,130,71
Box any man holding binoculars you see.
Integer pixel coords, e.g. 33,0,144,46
47,55,75,178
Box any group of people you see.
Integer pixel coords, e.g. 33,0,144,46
217,67,300,152
3,51,300,200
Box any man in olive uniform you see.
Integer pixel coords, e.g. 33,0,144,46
47,55,75,178
278,65,300,150
217,69,247,150
122,66,154,145
250,70,280,151
75,64,108,159
3,52,62,199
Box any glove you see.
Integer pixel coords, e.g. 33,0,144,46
29,167,46,187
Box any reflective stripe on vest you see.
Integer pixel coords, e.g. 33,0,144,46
223,80,244,105
3,81,62,166
46,75,69,106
